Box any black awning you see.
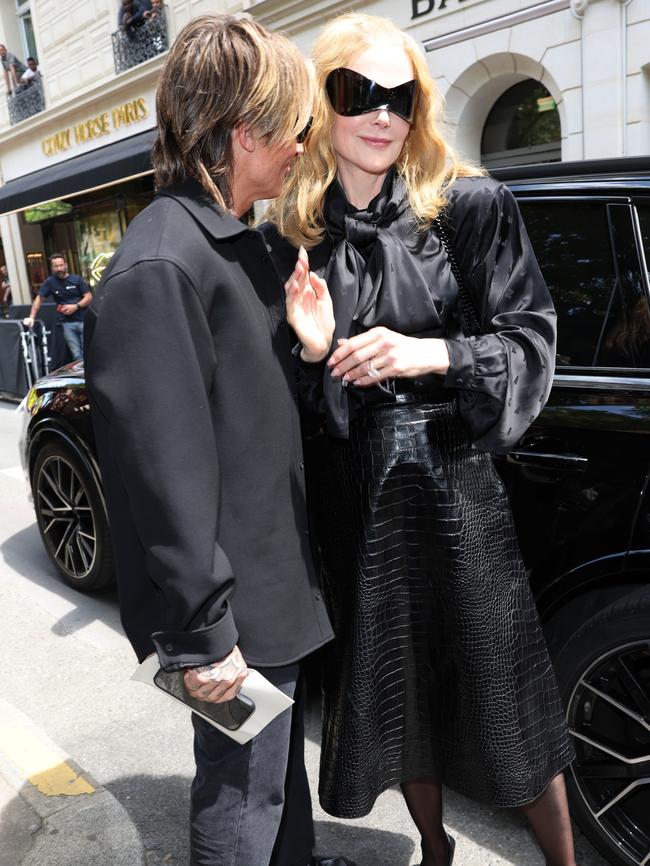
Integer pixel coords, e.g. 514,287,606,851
0,127,157,216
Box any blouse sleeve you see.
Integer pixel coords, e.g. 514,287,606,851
442,177,556,454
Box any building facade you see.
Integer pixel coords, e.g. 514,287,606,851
0,0,241,305
0,0,648,305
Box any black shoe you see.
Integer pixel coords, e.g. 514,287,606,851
311,858,358,866
415,832,456,866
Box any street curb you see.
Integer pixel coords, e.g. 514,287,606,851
0,698,144,866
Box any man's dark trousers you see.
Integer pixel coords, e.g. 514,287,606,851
190,664,314,866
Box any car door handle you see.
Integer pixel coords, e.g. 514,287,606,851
506,450,589,472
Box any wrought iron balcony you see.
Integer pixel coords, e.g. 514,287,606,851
112,11,169,75
7,77,45,126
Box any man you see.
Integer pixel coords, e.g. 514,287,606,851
117,0,145,30
143,0,163,20
0,44,26,93
85,14,348,866
19,57,41,87
24,254,91,361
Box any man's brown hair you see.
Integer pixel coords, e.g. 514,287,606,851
152,14,312,210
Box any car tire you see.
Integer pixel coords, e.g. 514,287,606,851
32,439,115,592
555,587,650,866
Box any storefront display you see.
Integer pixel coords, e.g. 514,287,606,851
19,176,155,292
25,252,46,296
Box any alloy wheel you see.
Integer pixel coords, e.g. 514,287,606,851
35,454,97,580
567,640,650,865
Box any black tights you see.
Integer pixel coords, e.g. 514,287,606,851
400,773,576,866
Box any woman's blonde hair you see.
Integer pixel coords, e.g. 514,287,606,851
269,13,482,247
153,13,312,210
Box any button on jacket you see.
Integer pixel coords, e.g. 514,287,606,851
84,178,333,670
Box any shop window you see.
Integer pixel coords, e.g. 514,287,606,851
481,80,561,169
519,201,617,367
25,252,46,297
21,177,156,291
74,210,122,288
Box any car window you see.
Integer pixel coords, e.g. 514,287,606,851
636,203,650,271
596,204,650,369
518,201,616,367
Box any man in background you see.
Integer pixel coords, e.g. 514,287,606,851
0,43,26,93
19,57,41,87
24,254,91,360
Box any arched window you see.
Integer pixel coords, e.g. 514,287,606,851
481,80,561,168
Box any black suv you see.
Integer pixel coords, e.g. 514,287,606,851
20,157,650,866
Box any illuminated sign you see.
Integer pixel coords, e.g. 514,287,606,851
89,252,114,286
41,98,149,157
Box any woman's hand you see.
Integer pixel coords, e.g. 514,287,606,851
327,327,450,387
284,247,335,363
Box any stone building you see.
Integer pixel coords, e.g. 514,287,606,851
0,0,648,303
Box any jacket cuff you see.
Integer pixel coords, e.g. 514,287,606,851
443,338,475,390
152,605,239,671
297,357,326,382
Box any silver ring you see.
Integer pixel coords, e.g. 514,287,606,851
367,358,381,379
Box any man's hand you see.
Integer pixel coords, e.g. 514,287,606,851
22,316,34,328
284,247,335,364
183,645,248,704
60,303,78,316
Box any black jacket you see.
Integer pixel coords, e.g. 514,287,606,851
84,178,333,669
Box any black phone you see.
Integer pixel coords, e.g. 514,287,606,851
153,668,256,731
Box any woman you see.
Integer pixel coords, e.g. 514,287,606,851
268,12,578,866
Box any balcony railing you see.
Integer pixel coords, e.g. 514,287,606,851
112,11,169,75
7,77,45,126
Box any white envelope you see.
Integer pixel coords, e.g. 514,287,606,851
131,654,294,744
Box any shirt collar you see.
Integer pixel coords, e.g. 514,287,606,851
156,177,251,241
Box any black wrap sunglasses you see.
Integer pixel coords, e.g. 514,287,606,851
325,67,419,124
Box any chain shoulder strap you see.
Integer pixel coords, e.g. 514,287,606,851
433,214,483,337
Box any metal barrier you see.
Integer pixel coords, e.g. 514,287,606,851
8,305,68,371
112,11,168,75
0,319,52,399
7,77,45,126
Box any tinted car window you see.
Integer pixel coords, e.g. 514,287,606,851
637,202,650,269
519,201,616,367
597,205,650,369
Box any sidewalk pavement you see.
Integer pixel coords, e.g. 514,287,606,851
0,698,143,866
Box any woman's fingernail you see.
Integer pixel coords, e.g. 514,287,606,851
342,374,350,383
331,367,340,377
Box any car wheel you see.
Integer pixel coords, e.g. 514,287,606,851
32,440,115,592
555,588,650,866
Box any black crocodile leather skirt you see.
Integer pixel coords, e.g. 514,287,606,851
316,394,574,818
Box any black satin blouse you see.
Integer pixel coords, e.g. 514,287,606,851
262,174,557,455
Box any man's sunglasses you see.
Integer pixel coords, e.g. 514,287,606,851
296,117,313,144
325,68,418,124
